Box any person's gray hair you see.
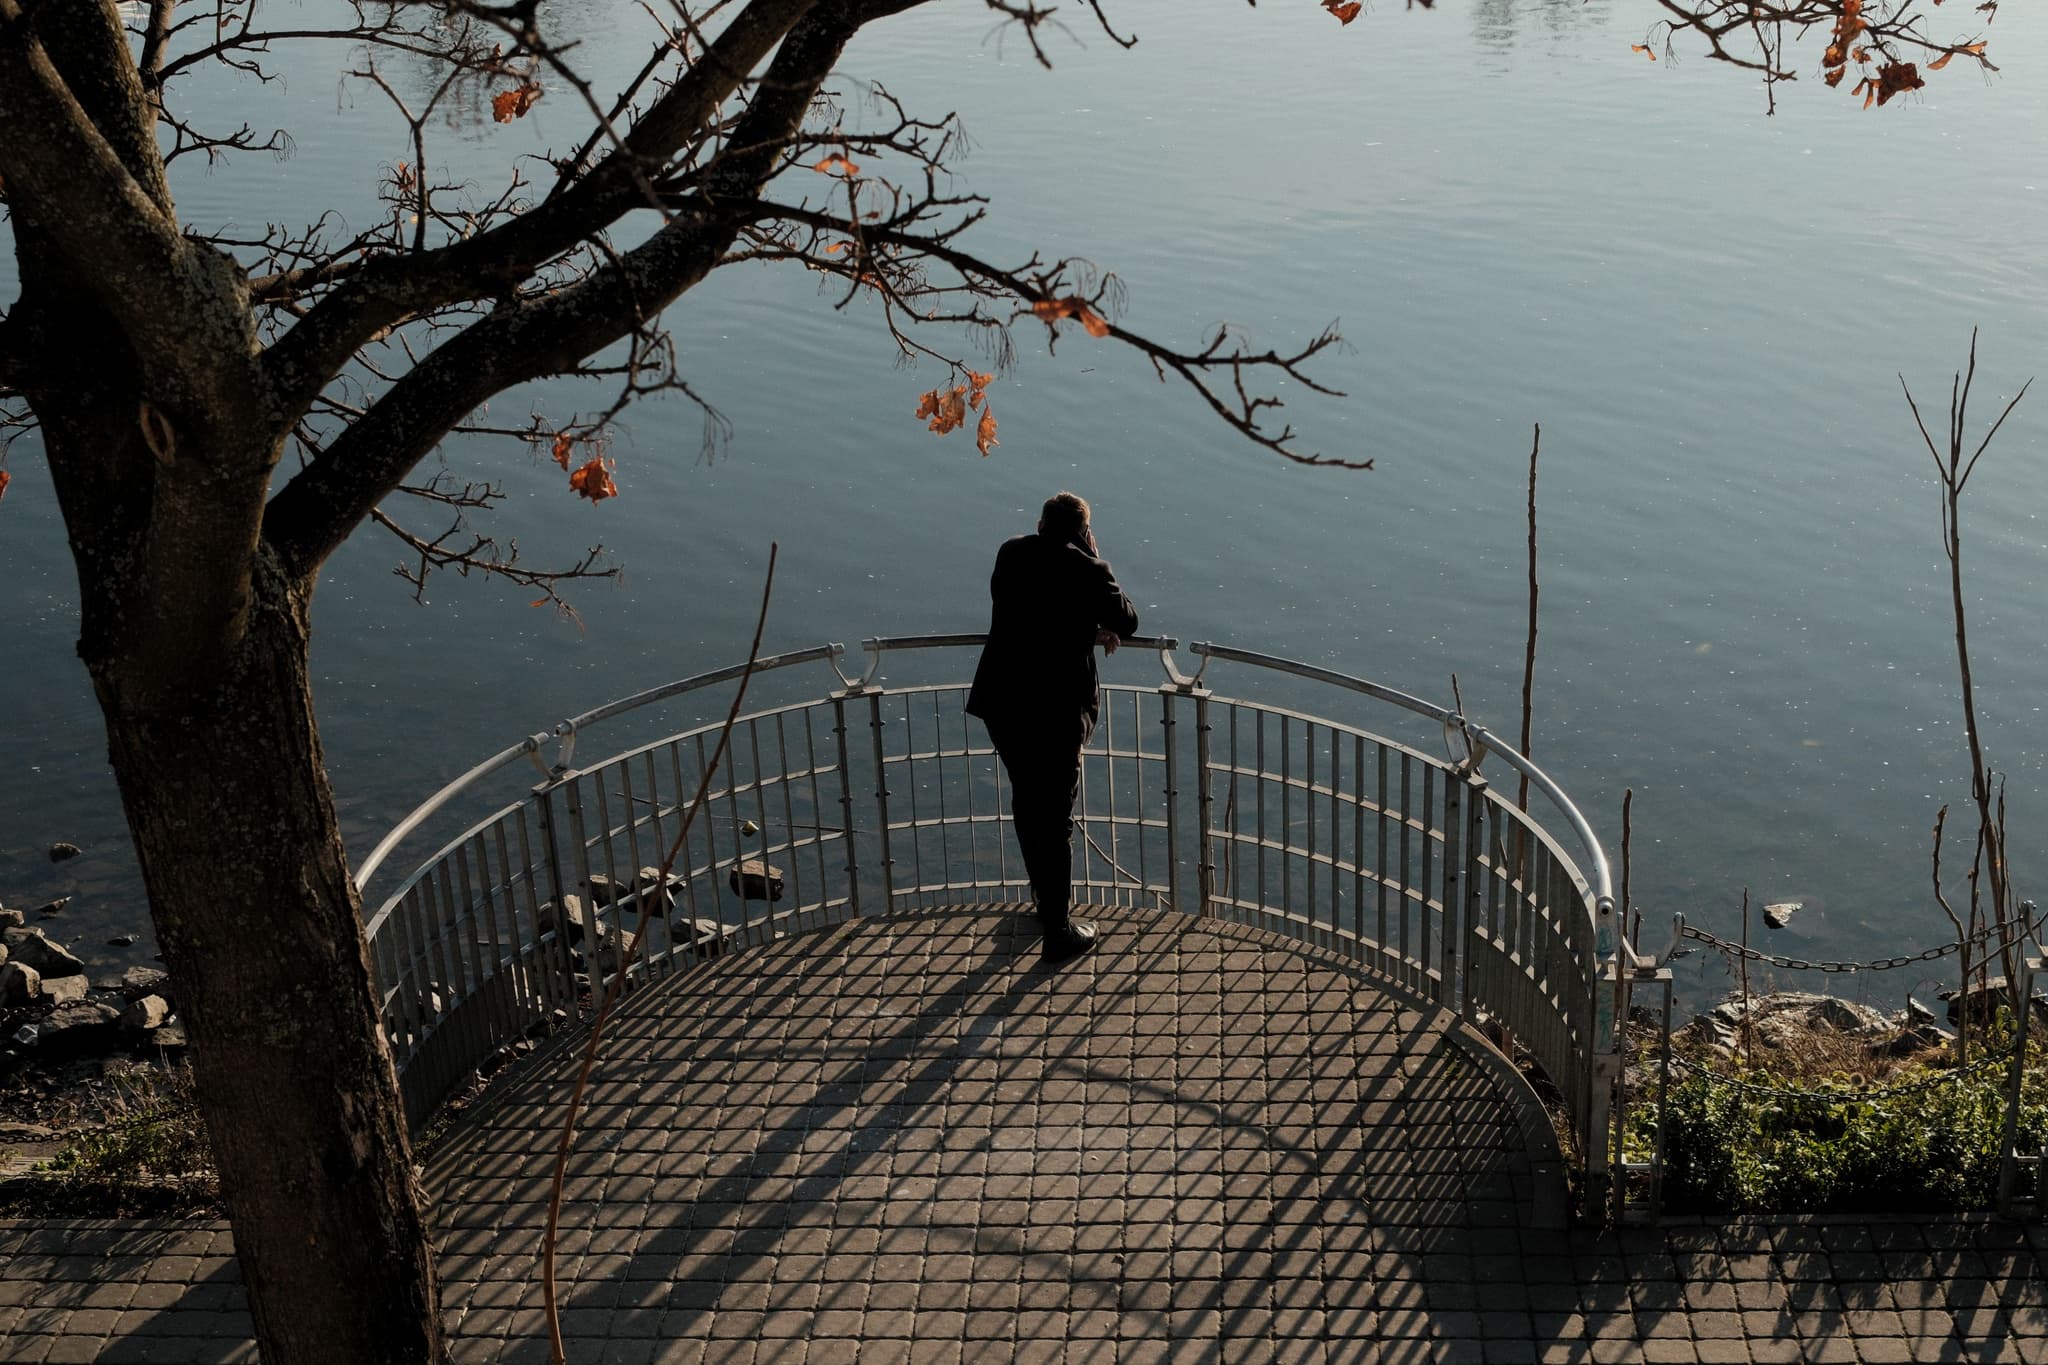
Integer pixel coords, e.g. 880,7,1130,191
1040,491,1090,538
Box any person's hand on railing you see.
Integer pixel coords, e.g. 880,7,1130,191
1096,629,1121,656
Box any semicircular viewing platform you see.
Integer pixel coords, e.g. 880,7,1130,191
425,903,1560,1362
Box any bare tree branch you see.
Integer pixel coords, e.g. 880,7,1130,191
259,0,823,418
263,0,868,576
741,199,1363,466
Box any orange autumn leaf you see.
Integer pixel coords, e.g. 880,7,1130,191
0,469,10,505
966,370,995,409
530,597,550,608
936,387,967,434
813,154,861,177
1032,296,1109,336
976,406,999,457
1825,65,1847,85
491,84,542,123
1630,43,1657,60
1323,0,1362,22
551,432,574,469
568,456,618,501
914,386,968,435
1928,50,1953,68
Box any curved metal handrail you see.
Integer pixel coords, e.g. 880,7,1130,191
1189,641,1614,915
356,630,1628,1199
352,644,843,890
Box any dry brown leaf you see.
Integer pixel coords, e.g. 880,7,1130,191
976,407,999,457
492,84,542,123
568,457,618,501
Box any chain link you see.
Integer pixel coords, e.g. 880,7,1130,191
1677,901,2045,974
1665,1037,2024,1103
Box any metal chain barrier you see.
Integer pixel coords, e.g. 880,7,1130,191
1677,900,2046,974
1666,1035,2027,1103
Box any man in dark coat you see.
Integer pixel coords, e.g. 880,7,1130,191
965,492,1139,960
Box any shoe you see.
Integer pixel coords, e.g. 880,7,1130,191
1040,919,1098,962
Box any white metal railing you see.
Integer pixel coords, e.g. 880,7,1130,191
355,635,1640,1208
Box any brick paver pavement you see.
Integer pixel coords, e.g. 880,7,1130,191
4,906,2046,1362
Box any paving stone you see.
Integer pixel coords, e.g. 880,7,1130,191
1,910,2033,1362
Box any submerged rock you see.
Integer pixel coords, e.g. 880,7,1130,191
1761,900,1802,930
47,842,82,862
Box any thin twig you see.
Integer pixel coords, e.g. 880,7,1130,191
540,543,778,1365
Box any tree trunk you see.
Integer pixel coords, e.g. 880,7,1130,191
96,553,443,1365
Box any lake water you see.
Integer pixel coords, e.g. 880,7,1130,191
3,0,2046,1008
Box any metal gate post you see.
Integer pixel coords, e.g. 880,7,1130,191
1194,691,1215,918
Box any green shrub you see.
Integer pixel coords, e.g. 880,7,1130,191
1629,1038,2047,1213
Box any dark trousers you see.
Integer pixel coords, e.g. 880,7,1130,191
982,715,1089,929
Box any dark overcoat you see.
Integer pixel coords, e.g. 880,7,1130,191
965,530,1140,735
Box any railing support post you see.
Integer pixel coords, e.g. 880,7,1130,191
1586,893,1625,1222
1193,690,1215,918
1439,773,1470,1013
1458,775,1490,1025
1162,689,1183,916
831,694,862,918
531,777,584,1018
868,692,896,914
1998,950,2042,1216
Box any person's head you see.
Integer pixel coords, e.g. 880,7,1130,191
1038,491,1091,541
